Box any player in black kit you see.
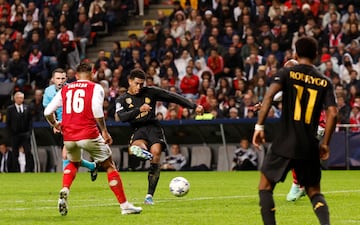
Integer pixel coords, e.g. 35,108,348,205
252,36,338,225
116,68,204,205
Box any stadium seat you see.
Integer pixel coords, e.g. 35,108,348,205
217,145,237,171
110,145,121,167
36,147,48,172
256,143,267,170
189,146,212,170
180,146,190,167
120,147,129,171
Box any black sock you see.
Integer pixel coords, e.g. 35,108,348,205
311,193,330,225
147,163,160,196
259,190,276,225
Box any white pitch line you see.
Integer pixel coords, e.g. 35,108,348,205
1,189,360,212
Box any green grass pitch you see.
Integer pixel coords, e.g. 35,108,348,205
1,171,359,225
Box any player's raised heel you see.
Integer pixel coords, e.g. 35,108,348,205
58,187,69,216
144,195,154,205
129,146,153,160
121,202,143,215
286,183,305,201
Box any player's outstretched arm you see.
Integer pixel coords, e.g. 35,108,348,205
95,117,113,145
151,86,197,109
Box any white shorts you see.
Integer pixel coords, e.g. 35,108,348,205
64,136,112,163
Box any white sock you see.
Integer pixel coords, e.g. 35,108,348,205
120,201,129,209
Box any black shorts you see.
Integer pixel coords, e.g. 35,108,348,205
53,131,64,149
130,124,167,150
261,149,321,187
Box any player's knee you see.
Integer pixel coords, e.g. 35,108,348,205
101,158,116,171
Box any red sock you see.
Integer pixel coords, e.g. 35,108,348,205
108,170,127,203
63,162,79,188
292,169,298,184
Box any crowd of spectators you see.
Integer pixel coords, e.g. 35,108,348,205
2,0,360,130
0,0,127,93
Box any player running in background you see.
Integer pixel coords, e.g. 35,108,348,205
115,68,204,205
252,37,338,225
43,68,97,180
44,63,142,216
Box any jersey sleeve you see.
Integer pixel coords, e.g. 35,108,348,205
272,67,287,86
42,87,52,107
151,86,197,109
323,80,337,108
92,84,105,118
115,95,141,122
44,90,62,116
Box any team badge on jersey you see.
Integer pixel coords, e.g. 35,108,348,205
126,98,134,108
145,97,151,104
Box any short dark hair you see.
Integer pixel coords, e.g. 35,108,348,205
52,68,65,77
129,68,146,80
295,36,318,61
76,62,92,73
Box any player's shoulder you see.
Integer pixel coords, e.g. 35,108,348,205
44,84,55,92
116,92,131,102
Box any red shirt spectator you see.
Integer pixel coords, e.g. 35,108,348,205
207,48,224,76
180,65,199,100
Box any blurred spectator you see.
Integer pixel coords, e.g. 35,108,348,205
244,53,260,82
155,101,167,119
322,3,340,29
66,67,76,83
57,23,80,70
229,107,239,119
29,88,44,122
238,93,255,118
57,2,76,30
0,143,17,172
207,48,224,83
174,49,191,80
253,76,267,102
328,21,344,49
197,87,215,112
216,77,232,98
27,44,47,89
349,103,360,132
337,94,351,125
282,2,304,34
339,53,356,85
89,3,106,32
180,65,199,100
223,46,243,78
73,13,91,60
104,0,121,34
232,138,257,171
41,28,61,76
8,50,28,91
161,144,187,171
0,49,9,82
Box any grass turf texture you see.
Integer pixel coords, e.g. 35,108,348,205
1,171,359,225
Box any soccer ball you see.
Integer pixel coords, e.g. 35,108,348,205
169,177,190,197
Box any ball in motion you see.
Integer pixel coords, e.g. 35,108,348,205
169,177,190,197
